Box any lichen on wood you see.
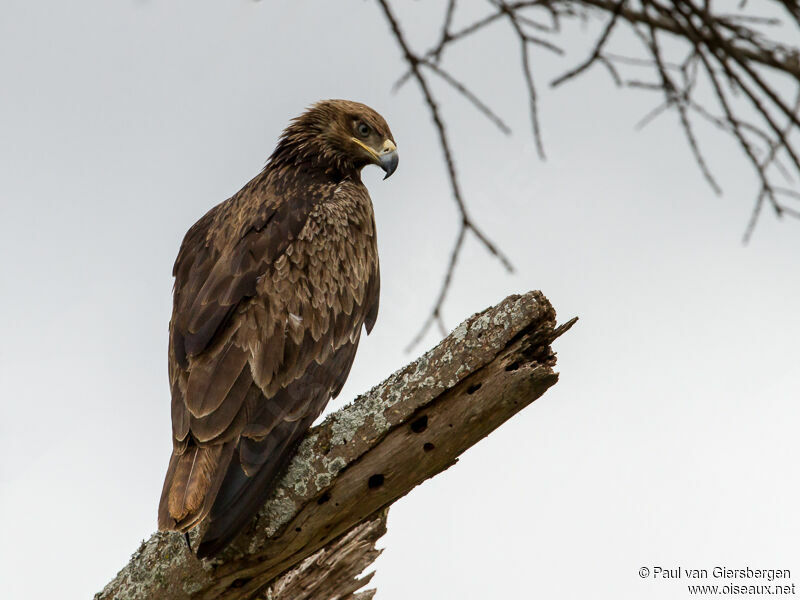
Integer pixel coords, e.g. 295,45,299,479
96,290,575,600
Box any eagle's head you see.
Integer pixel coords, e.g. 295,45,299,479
270,99,398,179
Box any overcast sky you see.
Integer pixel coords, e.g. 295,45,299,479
1,2,798,599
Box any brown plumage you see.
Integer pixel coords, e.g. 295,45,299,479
158,99,398,558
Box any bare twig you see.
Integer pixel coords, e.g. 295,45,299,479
377,0,515,351
422,59,512,134
551,0,627,87
493,0,549,158
642,20,722,193
743,90,800,242
579,0,800,79
404,225,466,353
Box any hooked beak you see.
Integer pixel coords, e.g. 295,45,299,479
377,139,398,180
352,138,399,180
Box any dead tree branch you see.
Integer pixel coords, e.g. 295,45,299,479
377,0,800,348
96,291,576,600
259,511,387,600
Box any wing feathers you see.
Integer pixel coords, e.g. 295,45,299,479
185,342,249,418
183,304,235,357
170,377,190,442
189,365,252,442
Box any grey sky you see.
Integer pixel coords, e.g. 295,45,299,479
1,2,798,599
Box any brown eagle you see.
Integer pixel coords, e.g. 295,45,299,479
157,99,397,558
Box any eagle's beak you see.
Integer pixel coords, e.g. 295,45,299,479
352,137,399,179
378,139,398,180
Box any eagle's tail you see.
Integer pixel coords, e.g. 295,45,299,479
157,442,234,533
194,417,310,558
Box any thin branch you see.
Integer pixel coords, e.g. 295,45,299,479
743,89,800,242
605,51,681,69
492,0,549,158
698,42,784,228
393,7,511,91
597,54,624,85
422,59,513,134
377,0,514,351
679,1,800,129
660,0,800,234
551,0,627,87
404,224,466,352
579,0,800,79
644,19,722,193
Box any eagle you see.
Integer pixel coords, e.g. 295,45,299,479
157,99,397,558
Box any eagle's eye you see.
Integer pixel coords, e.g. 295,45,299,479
356,122,371,138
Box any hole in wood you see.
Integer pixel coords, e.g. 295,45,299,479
368,473,385,489
231,578,252,588
505,361,520,372
423,442,435,452
410,415,428,433
317,491,331,505
295,527,302,532
466,382,482,395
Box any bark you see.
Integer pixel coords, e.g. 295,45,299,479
95,290,575,600
260,510,387,600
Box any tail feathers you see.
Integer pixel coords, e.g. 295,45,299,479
170,445,220,519
158,443,233,532
195,419,308,558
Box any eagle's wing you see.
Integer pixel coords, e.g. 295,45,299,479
158,176,380,558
